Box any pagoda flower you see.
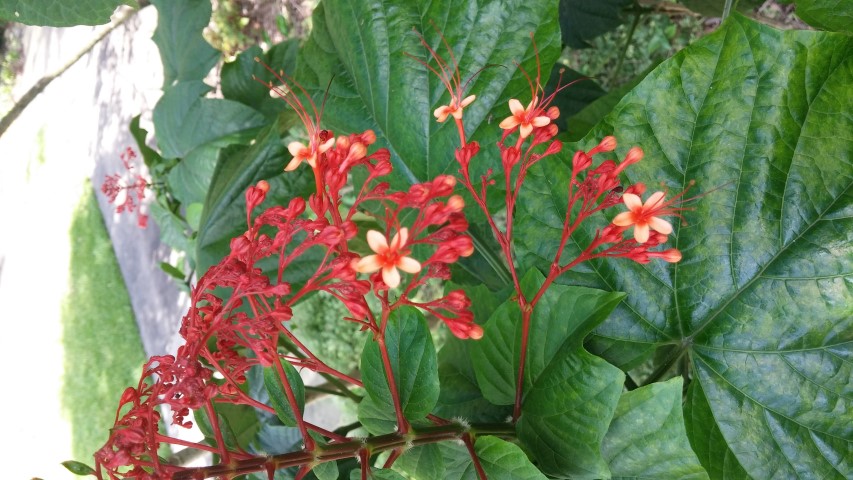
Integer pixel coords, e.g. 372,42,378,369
499,97,552,139
355,228,422,288
612,191,677,244
285,135,335,171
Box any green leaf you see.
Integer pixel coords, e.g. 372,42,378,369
311,460,339,480
129,115,164,172
518,348,624,479
684,379,750,480
159,261,185,281
602,378,709,479
359,307,439,427
166,144,219,205
152,81,267,159
195,402,262,451
470,269,625,405
679,0,763,17
350,468,407,480
546,65,605,131
149,200,191,253
564,61,661,141
151,0,218,87
221,40,301,119
793,0,853,32
476,436,548,480
264,358,306,427
517,14,853,479
61,460,96,476
396,444,447,480
356,393,398,435
435,337,512,422
558,0,630,49
0,0,135,26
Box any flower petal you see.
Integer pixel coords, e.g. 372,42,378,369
499,116,520,130
622,193,643,211
355,255,381,273
531,115,551,127
319,136,335,153
284,156,302,171
508,98,524,115
612,211,635,227
392,227,409,249
287,141,306,157
648,216,673,235
434,105,451,122
366,230,388,253
460,95,476,107
382,265,401,288
634,223,650,243
519,123,533,139
397,256,422,274
645,191,666,209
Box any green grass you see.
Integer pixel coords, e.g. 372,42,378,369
61,185,147,465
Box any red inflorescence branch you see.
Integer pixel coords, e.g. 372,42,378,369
101,147,150,228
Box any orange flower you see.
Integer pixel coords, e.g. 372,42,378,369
498,98,551,138
285,136,335,171
612,191,675,243
355,228,422,288
434,94,476,122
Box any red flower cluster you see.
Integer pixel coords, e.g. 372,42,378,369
101,147,149,228
95,61,481,479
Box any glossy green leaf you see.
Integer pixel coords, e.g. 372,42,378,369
360,307,439,430
151,0,218,87
516,14,853,479
602,378,708,479
471,269,625,405
61,460,96,475
0,0,134,26
518,348,624,478
684,379,750,480
166,144,218,205
195,125,315,277
311,459,339,480
477,436,548,479
356,393,398,435
152,81,267,160
794,0,853,32
680,0,763,17
350,468,407,480
149,200,190,253
396,444,447,479
221,40,300,119
435,337,512,422
129,115,164,172
264,358,306,427
558,0,630,49
546,66,605,132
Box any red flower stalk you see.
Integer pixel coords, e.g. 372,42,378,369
101,147,149,228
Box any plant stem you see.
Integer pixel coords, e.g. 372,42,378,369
171,423,516,479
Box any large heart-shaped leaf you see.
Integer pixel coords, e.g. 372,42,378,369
602,378,708,479
794,0,853,33
0,0,135,26
515,14,852,479
151,0,219,87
